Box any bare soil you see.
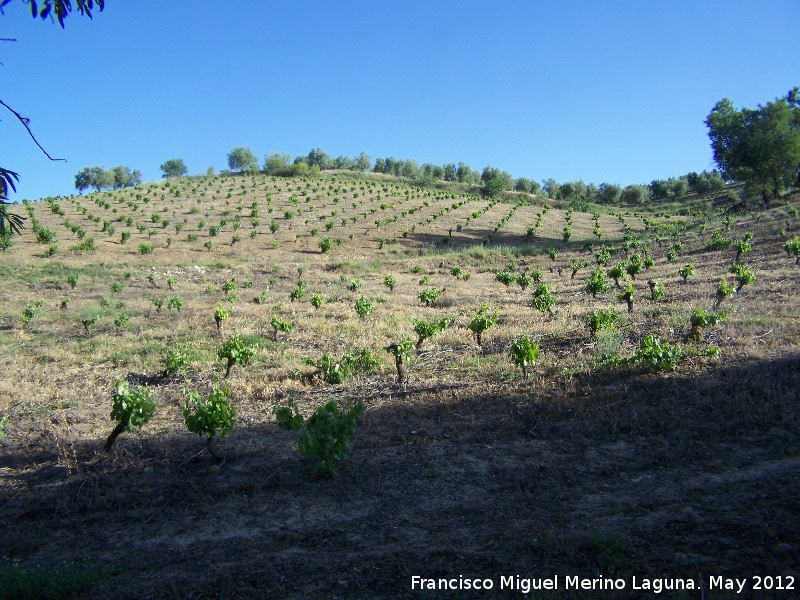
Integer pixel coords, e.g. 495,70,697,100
1,177,799,598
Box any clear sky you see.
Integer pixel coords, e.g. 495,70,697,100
2,0,798,201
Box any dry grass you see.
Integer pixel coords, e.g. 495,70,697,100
1,176,799,598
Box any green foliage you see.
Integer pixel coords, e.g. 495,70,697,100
625,254,642,279
715,279,735,307
584,309,619,337
160,158,189,178
784,235,800,263
509,335,539,378
274,400,304,432
275,399,366,474
71,237,95,253
707,229,732,249
548,248,559,261
110,281,123,293
608,262,626,286
413,316,452,349
734,238,753,260
319,237,333,253
184,385,236,455
495,270,517,286
303,347,379,385
148,295,164,313
418,287,442,306
616,280,635,313
310,293,324,309
34,226,55,244
270,314,293,340
227,147,259,173
632,335,684,372
383,275,396,291
348,347,382,374
706,90,800,202
516,271,532,290
81,314,99,336
289,280,307,301
301,399,365,474
214,304,231,331
167,296,183,312
585,268,610,298
113,312,129,333
105,381,155,452
730,262,755,291
468,304,498,346
138,242,153,255
163,347,190,376
307,353,352,384
647,279,664,301
531,282,556,315
484,176,508,198
388,338,414,363
110,381,154,433
678,263,695,283
20,304,38,326
690,307,729,329
0,231,14,251
354,295,374,318
569,259,587,279
217,333,256,378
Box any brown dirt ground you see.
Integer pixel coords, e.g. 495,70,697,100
1,178,799,599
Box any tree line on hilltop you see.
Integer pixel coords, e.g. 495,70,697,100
73,145,729,209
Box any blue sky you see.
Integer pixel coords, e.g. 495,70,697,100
2,0,798,201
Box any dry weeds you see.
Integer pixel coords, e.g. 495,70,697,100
1,177,798,598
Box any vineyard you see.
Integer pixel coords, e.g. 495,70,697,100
1,172,799,598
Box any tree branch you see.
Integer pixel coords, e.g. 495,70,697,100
0,98,66,162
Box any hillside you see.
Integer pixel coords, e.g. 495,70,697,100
1,173,799,598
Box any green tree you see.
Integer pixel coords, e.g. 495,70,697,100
160,158,188,178
456,162,476,183
110,165,142,188
619,184,651,205
481,166,513,197
74,167,93,193
75,165,113,192
355,151,371,172
227,147,259,172
706,88,800,203
306,147,333,170
263,152,292,175
597,182,622,204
